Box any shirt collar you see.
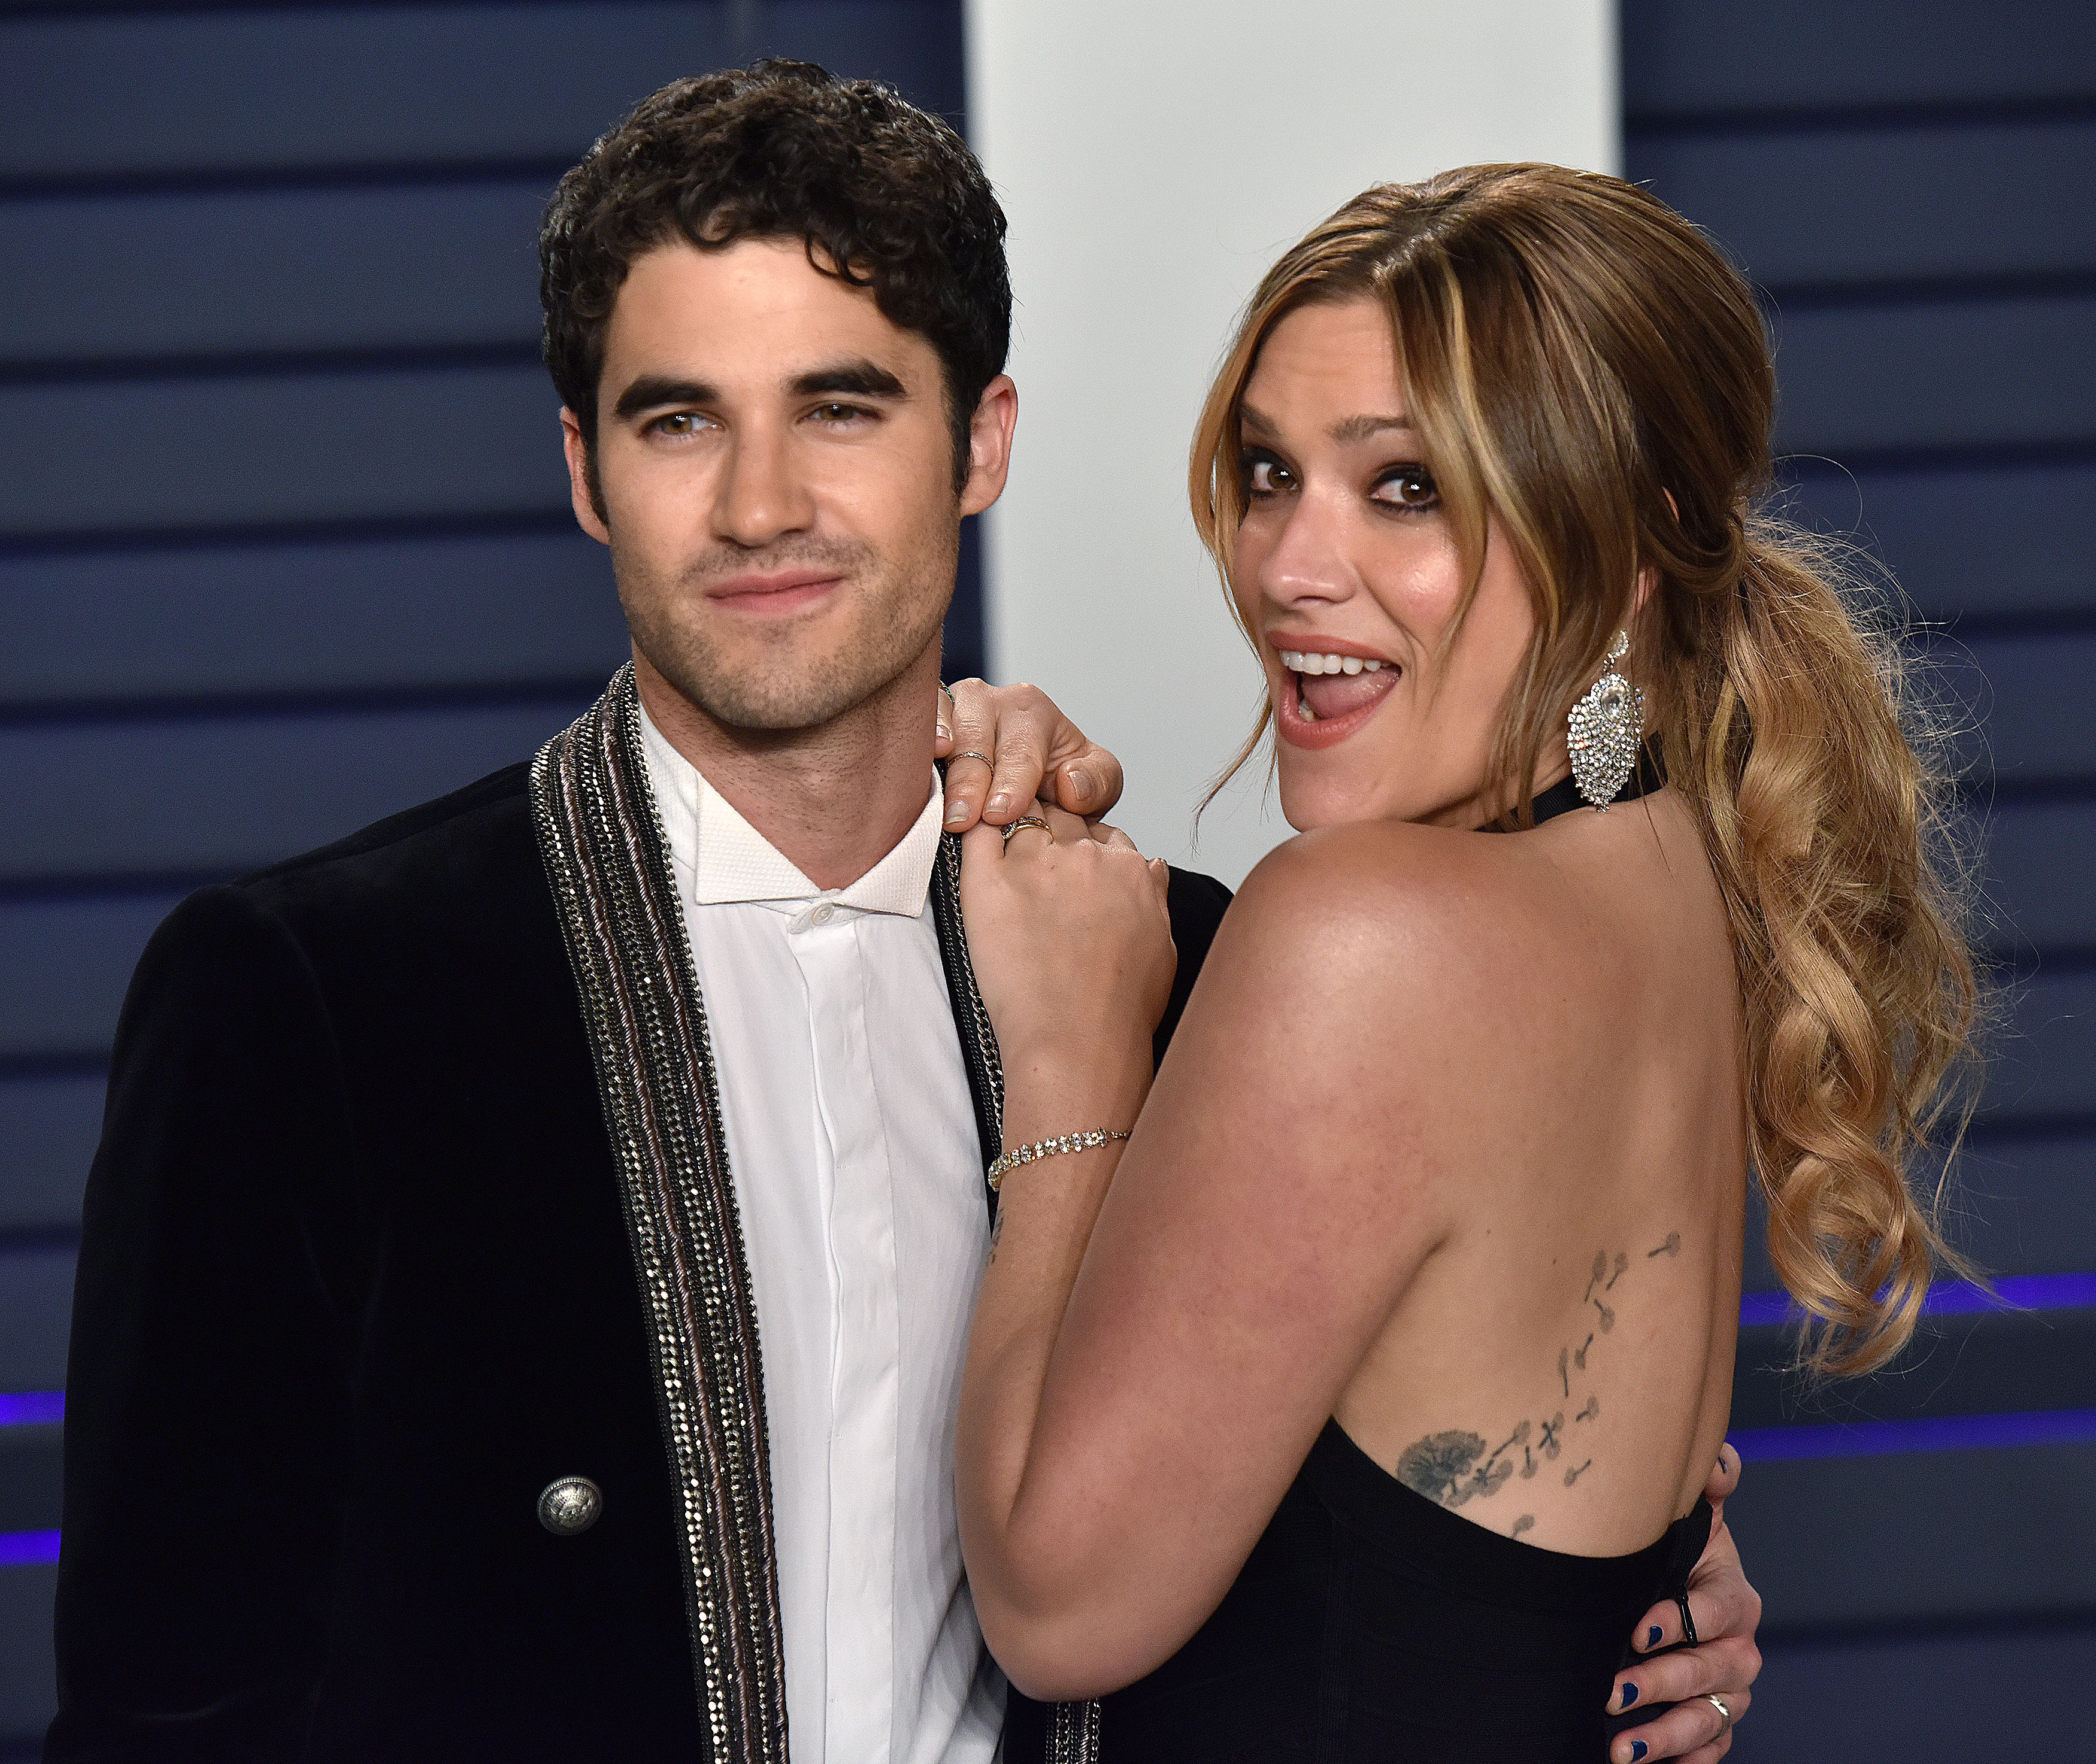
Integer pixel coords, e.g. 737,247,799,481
638,698,944,918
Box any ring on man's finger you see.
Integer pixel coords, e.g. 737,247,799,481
1000,816,1050,846
1703,1693,1732,1737
953,750,994,768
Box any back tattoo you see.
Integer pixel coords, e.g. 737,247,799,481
1391,1233,1682,1536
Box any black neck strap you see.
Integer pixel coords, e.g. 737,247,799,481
1480,741,1668,832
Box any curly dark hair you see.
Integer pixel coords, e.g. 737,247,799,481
540,59,1010,493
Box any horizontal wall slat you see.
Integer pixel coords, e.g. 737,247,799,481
0,698,586,886
1745,1132,2096,1290
0,1075,101,1236
1732,1310,2096,1430
1721,1438,2096,1626
1982,798,2096,950
0,1563,57,1746
0,1247,72,1393
1947,1131,2096,1274
0,531,623,707
1986,966,2096,1123
0,1429,62,1537
1780,454,2096,620
1629,116,2096,289
4,181,548,366
0,365,568,538
1771,293,2096,456
1,892,189,1063
1942,635,2096,786
0,3,963,184
1623,0,2096,120
1746,1620,2096,1759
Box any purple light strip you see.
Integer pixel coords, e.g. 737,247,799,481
0,1530,61,1567
1738,1269,2096,1330
0,1391,63,1428
1731,1407,2096,1462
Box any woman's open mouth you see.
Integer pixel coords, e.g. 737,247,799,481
1274,645,1401,748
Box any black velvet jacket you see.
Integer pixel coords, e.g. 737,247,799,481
47,752,1231,1762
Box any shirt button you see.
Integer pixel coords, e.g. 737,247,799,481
538,1475,604,1536
809,902,836,925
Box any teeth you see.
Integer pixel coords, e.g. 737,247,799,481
1279,648,1388,676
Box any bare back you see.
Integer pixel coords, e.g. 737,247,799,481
1334,785,1744,1554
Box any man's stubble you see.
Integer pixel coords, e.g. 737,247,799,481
611,522,959,734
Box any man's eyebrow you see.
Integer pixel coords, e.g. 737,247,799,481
611,374,718,421
788,360,908,400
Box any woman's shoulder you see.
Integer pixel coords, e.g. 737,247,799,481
1226,821,1561,992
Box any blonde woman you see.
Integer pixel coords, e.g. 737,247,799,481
955,166,1975,1762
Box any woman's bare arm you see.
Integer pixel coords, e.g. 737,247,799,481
956,822,1465,1701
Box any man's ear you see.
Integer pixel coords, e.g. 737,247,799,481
958,374,1019,518
561,407,613,545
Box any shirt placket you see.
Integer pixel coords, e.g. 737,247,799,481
790,902,901,1764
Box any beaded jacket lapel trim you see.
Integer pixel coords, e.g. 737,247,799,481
529,665,789,1763
931,825,1103,1762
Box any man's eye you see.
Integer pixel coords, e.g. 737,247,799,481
1373,465,1440,511
652,412,707,436
812,402,870,423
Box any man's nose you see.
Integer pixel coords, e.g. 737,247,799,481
1256,492,1355,610
712,424,816,547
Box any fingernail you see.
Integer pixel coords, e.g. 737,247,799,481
1065,766,1094,800
1630,1743,1647,1762
1618,1682,1638,1710
936,723,950,742
1646,1625,1663,1649
946,805,970,826
988,791,1012,811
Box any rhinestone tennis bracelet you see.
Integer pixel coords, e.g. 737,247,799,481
986,1128,1131,1192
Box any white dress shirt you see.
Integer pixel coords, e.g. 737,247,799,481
638,708,1002,1764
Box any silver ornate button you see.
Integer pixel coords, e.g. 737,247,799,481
538,1475,604,1536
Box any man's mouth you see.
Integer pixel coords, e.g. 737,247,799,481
705,568,847,614
1277,647,1401,729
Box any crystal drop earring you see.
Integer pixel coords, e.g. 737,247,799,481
1567,629,1644,811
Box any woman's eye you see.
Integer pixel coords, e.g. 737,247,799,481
1373,465,1440,511
1243,455,1294,496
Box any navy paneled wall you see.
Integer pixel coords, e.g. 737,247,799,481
0,2,967,1747
1625,1,2096,1755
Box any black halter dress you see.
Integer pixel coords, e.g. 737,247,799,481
1004,748,1713,1761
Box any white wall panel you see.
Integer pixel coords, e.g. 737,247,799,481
968,1,1619,881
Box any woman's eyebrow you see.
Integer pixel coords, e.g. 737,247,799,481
1329,412,1417,444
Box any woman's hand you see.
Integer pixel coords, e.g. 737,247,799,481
1608,1447,1762,1762
938,679,1125,832
958,802,1176,1097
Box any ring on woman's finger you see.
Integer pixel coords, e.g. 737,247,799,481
1000,816,1050,846
1703,1693,1732,1737
953,750,994,768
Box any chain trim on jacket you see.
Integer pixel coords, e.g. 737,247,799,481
529,665,789,1763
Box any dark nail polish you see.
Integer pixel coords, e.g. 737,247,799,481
1619,1681,1639,1708
1630,1742,1647,1762
1646,1624,1663,1648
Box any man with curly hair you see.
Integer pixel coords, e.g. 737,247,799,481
49,60,1759,1764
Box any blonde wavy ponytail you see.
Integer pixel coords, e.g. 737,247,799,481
1190,165,1984,1375
1677,519,1980,1374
